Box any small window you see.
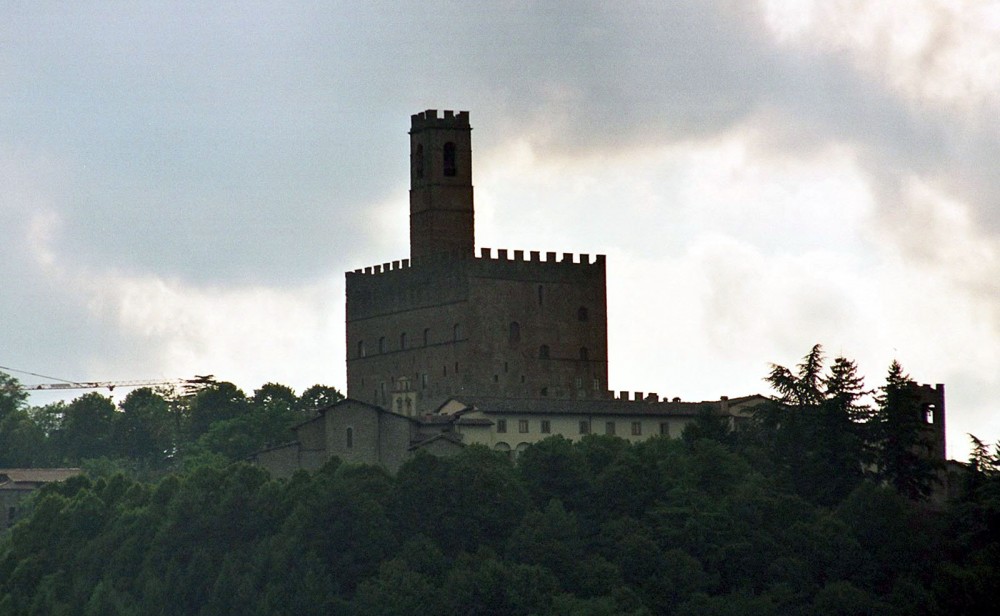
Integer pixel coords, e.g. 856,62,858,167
593,378,600,391
519,420,529,433
520,375,526,383
346,427,354,449
400,332,408,350
659,422,670,436
541,420,551,434
378,337,386,354
357,340,366,358
454,361,459,373
497,419,507,433
579,347,589,361
421,373,428,389
509,321,521,344
423,328,430,346
539,345,550,359
605,421,616,436
631,422,642,436
578,306,588,321
579,421,590,435
540,387,548,397
493,374,499,383
443,142,457,176
453,323,462,341
574,377,583,389
396,398,403,412
537,285,544,306
504,362,509,373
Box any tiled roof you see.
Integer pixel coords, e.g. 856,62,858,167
445,395,766,417
0,468,82,487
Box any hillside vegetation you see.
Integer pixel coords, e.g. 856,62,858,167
0,347,997,614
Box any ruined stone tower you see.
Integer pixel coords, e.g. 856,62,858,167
346,110,609,414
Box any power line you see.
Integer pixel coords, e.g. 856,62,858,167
0,364,78,384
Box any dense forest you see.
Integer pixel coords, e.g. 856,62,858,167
0,346,998,614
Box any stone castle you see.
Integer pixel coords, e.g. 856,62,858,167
252,109,947,476
346,110,608,414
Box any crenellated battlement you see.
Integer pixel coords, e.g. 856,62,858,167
410,109,471,130
349,248,607,277
478,247,606,266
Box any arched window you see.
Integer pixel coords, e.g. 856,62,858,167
400,332,408,350
579,347,589,361
578,306,588,321
509,321,521,343
346,427,353,449
443,142,457,176
378,337,386,354
423,328,430,347
357,340,366,358
539,344,550,359
414,144,424,179
453,323,462,341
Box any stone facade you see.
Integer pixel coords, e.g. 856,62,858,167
250,399,460,477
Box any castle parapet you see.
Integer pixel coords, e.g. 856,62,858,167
477,247,605,266
410,109,471,130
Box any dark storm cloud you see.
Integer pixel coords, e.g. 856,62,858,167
2,1,996,289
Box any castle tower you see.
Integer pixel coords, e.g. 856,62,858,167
346,110,609,413
409,109,474,260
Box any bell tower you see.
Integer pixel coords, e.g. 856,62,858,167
409,109,474,259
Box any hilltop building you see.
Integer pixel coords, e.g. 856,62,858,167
254,109,948,477
346,110,608,415
0,468,82,531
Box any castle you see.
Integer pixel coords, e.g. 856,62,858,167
252,110,947,476
346,109,608,414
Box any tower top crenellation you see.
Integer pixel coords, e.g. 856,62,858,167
410,109,471,130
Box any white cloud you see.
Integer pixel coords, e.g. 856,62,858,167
761,0,1000,110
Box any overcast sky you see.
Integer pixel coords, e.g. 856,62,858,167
3,1,998,460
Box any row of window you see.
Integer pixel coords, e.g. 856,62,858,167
357,332,592,361
357,324,463,358
497,419,671,437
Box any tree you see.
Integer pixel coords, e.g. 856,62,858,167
59,392,117,462
112,388,174,463
0,371,27,421
758,345,869,504
869,361,942,499
297,384,344,415
186,382,249,438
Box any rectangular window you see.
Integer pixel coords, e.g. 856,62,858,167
659,422,670,436
631,421,642,436
541,420,551,434
497,419,507,433
579,421,590,435
605,421,616,436
519,420,529,433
